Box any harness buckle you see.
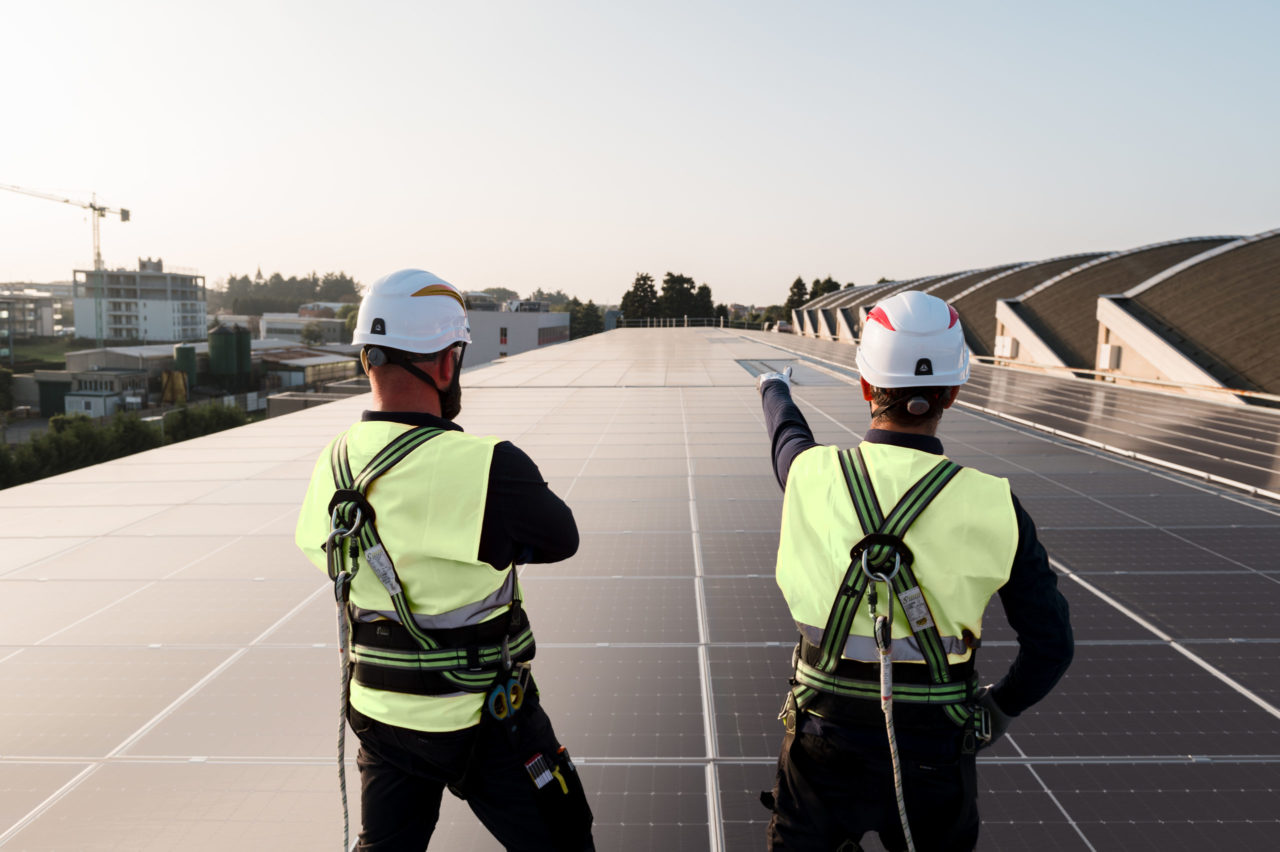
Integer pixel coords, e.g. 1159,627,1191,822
465,645,483,672
778,691,798,735
975,704,992,744
328,489,375,530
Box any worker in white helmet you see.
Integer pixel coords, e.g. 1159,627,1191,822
757,290,1073,851
296,269,594,851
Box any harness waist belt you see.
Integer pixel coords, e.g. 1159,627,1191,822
794,659,976,704
350,619,536,696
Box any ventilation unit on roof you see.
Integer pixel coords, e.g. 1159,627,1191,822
994,335,1019,359
1099,343,1122,370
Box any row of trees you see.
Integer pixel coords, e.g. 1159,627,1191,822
619,273,724,321
618,272,860,326
785,276,848,311
212,271,361,315
0,405,250,490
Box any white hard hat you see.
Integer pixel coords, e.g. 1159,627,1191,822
353,269,471,354
855,290,969,388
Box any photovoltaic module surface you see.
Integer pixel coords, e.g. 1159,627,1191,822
2,328,1278,850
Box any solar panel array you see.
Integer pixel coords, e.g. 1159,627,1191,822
2,328,1278,850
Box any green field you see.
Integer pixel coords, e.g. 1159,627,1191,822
9,337,95,369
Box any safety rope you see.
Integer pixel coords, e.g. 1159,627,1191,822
326,506,362,852
865,556,915,852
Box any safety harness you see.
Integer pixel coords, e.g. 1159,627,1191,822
324,425,535,851
779,447,990,851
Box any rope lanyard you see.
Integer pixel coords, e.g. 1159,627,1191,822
325,505,363,852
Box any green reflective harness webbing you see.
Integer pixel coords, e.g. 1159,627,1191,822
328,426,528,694
789,447,976,727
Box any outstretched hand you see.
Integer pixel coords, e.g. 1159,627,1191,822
756,366,793,394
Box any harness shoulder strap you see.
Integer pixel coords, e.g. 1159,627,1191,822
791,446,961,711
330,427,451,649
328,425,527,694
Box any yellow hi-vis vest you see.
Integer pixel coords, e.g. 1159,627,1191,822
776,442,1017,666
296,421,512,732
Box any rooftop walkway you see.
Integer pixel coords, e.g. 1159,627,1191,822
2,328,1278,850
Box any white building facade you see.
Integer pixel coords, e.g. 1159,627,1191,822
465,306,570,365
73,258,206,343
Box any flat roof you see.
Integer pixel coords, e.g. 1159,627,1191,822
2,328,1278,850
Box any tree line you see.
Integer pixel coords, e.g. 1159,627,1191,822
211,271,361,315
210,273,611,341
0,405,249,490
619,273,724,321
618,272,856,325
785,276,849,311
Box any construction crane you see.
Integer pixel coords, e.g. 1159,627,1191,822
0,182,131,349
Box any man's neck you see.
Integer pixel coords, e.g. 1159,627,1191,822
868,418,939,437
370,385,440,416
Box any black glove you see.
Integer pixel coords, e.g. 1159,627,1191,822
975,684,1012,751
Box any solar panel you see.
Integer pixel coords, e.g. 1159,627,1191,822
3,327,1278,850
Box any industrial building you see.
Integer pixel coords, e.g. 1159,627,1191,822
258,313,349,343
793,228,1280,402
1,327,1277,850
463,294,571,363
61,367,149,418
72,258,207,343
17,332,359,417
0,288,63,339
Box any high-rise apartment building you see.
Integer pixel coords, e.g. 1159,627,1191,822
73,257,206,343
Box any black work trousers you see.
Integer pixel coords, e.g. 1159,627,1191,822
766,717,978,852
348,701,595,851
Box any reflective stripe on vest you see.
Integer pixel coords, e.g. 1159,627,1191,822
350,568,518,631
795,623,970,662
776,442,1017,665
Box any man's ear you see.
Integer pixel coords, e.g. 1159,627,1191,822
860,378,874,402
434,346,457,386
942,386,960,409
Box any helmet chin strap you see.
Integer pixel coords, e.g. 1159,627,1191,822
871,394,933,421
363,344,464,413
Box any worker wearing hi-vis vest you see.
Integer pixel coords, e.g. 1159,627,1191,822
296,269,594,852
757,291,1073,852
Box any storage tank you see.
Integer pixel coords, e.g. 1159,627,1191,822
233,324,252,377
208,325,238,384
172,344,197,392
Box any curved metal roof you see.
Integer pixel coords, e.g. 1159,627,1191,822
1123,228,1280,394
1013,236,1237,367
950,253,1107,356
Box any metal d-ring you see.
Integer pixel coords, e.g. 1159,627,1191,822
329,506,364,541
860,550,901,584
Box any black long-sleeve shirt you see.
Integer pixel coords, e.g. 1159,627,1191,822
362,411,579,570
761,382,1073,717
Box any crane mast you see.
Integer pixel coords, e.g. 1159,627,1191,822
0,182,131,348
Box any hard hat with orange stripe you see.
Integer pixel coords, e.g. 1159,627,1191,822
855,291,969,388
353,269,472,355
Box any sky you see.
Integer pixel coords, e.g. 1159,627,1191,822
1,0,1277,307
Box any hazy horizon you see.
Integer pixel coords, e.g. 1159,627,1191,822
2,0,1276,308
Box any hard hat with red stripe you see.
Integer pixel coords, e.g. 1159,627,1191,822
353,269,472,355
855,291,969,388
